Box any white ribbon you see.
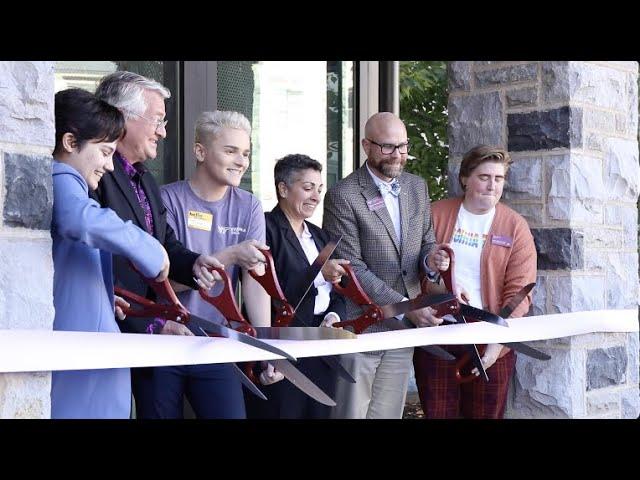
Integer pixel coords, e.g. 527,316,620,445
0,309,636,373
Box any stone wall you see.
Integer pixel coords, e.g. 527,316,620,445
447,61,640,418
0,61,55,418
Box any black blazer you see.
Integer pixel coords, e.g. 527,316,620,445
91,155,199,333
265,205,345,327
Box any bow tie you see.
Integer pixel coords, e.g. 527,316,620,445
378,179,401,197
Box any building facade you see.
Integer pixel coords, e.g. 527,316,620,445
0,60,637,418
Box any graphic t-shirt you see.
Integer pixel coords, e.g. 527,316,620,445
161,180,265,322
449,204,496,309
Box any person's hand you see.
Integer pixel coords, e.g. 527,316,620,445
193,254,224,290
258,362,285,385
471,343,503,375
160,319,194,336
233,240,269,271
114,295,130,321
321,259,350,284
405,306,443,328
456,285,471,304
320,312,341,328
427,243,451,272
154,247,171,282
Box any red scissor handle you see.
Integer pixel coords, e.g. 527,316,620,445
332,263,462,334
332,264,374,307
198,265,256,337
248,249,295,327
438,244,457,295
114,282,188,322
435,245,483,383
197,265,262,383
332,264,385,334
331,305,385,335
115,261,191,323
454,347,488,384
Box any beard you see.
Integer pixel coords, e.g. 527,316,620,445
374,158,405,179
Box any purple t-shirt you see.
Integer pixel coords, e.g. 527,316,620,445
161,180,265,323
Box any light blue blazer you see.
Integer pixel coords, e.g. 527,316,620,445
50,161,165,419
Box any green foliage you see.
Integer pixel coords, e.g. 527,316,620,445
400,61,449,201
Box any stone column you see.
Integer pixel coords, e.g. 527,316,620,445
448,61,640,418
0,62,55,418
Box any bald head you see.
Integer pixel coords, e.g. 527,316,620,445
362,112,409,181
364,112,406,139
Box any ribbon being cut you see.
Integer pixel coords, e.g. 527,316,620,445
0,308,636,373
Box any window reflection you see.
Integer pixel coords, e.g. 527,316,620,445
54,61,179,185
54,60,355,215
217,61,354,225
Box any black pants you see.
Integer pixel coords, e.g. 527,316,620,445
244,314,338,419
131,363,246,419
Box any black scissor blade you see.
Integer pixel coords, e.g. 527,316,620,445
459,314,489,382
418,345,457,361
194,325,268,400
496,284,549,360
381,316,456,361
321,355,357,383
189,313,297,362
255,329,356,381
465,343,489,382
270,359,337,406
499,283,536,319
380,293,457,320
459,304,509,327
290,236,342,314
501,341,550,360
230,363,268,400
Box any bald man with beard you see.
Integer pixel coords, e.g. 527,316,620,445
323,112,449,419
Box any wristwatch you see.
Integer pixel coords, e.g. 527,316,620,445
423,256,441,283
425,269,440,283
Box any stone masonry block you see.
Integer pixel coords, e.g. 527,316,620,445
448,92,504,157
3,153,52,230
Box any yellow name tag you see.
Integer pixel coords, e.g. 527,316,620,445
187,211,213,231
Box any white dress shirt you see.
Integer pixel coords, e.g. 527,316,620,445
365,162,408,317
366,162,402,243
297,221,339,322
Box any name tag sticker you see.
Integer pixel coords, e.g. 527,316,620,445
491,234,513,248
187,210,213,231
367,196,385,211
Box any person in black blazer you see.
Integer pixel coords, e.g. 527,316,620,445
91,71,224,418
245,154,350,419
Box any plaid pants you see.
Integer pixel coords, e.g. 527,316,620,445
413,345,516,419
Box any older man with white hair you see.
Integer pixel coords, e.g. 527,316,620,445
92,72,224,418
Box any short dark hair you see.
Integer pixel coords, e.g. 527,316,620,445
53,88,125,156
273,154,322,200
459,145,513,191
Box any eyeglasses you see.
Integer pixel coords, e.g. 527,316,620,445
130,112,168,132
366,139,411,155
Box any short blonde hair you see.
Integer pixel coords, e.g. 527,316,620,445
194,110,251,145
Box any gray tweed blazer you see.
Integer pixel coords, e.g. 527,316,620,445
323,163,436,333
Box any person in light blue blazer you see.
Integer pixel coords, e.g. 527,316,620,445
50,88,170,419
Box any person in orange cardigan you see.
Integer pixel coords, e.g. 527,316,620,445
413,145,537,419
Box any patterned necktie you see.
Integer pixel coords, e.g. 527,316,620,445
378,179,401,197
